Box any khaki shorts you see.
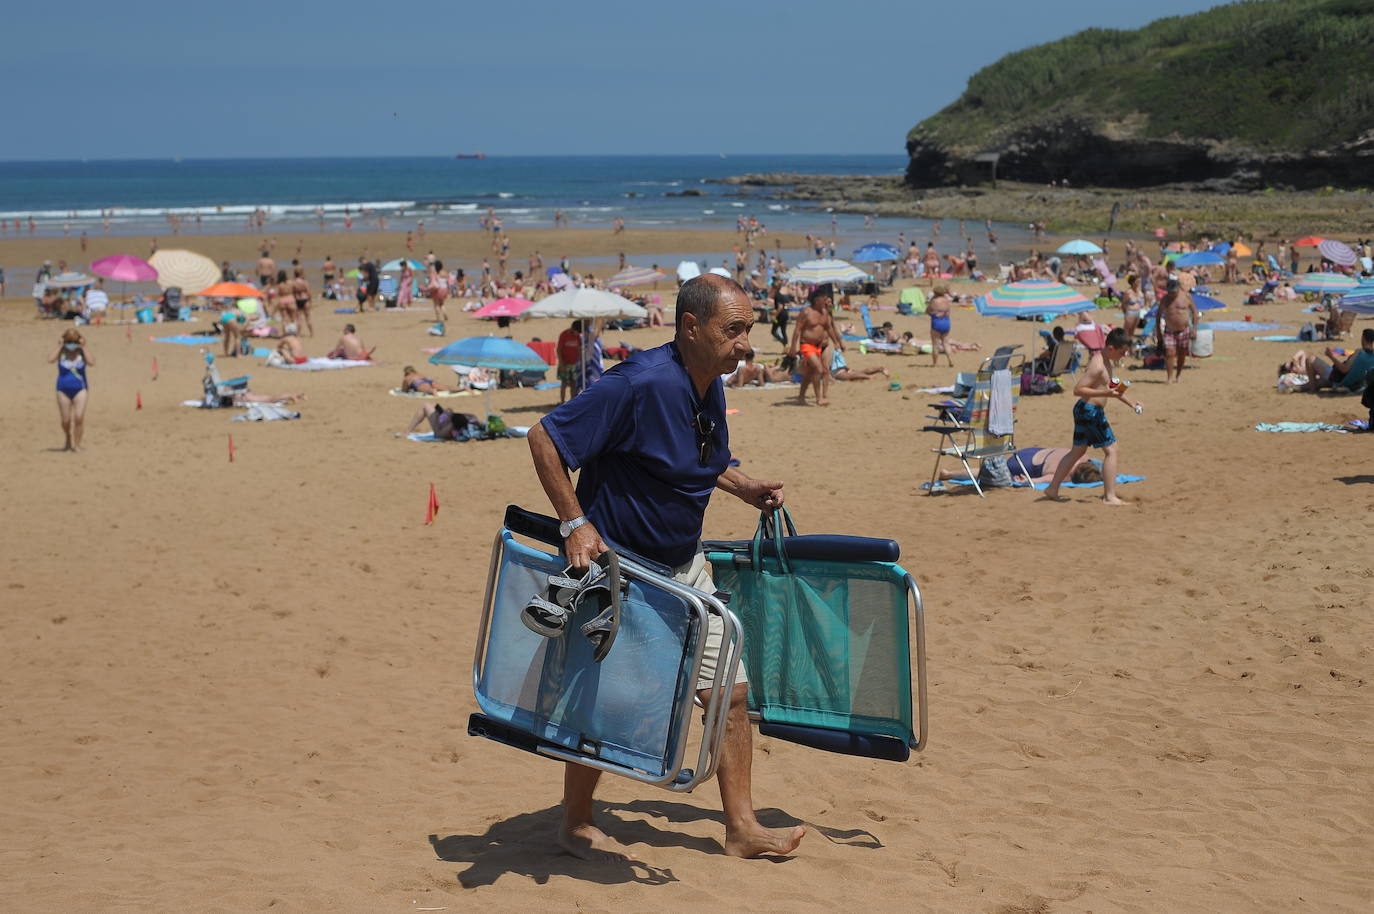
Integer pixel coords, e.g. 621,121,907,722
671,550,748,692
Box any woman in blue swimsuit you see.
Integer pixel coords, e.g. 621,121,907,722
927,285,955,368
48,328,94,452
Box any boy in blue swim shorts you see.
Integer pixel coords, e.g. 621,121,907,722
1044,327,1143,505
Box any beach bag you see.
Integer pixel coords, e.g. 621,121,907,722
1190,328,1214,358
977,455,1014,488
1298,322,1316,342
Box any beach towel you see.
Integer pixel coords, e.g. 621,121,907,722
988,368,1014,436
407,427,530,443
915,385,957,394
724,381,799,392
922,474,1146,491
1202,321,1283,331
154,334,217,345
233,404,300,421
388,388,477,400
1252,335,1302,342
1254,422,1350,433
269,357,373,371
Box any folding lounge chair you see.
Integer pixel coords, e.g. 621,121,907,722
468,506,741,791
923,352,1025,497
703,509,927,761
202,353,249,406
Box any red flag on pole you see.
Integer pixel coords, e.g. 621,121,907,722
228,434,235,462
425,483,440,525
152,357,159,381
136,391,143,410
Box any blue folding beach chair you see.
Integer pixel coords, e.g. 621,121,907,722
468,506,741,791
703,510,928,762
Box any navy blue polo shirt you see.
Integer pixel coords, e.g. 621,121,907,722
541,341,730,567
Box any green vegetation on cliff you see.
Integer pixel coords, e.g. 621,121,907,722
913,0,1374,153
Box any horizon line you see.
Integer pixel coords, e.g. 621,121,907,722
0,152,902,166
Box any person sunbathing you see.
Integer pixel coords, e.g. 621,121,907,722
831,349,889,381
235,389,307,405
900,331,980,353
327,323,374,361
401,403,468,439
401,365,457,394
275,324,308,364
726,350,791,387
938,448,1103,487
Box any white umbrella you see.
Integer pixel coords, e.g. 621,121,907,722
526,287,647,320
676,260,702,282
783,259,867,284
708,266,732,277
149,249,221,292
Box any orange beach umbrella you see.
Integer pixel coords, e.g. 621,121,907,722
1292,236,1325,247
194,282,264,298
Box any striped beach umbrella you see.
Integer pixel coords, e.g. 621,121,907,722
1318,239,1357,267
45,271,96,288
783,259,867,284
90,254,157,283
1293,273,1359,295
606,265,666,289
975,280,1095,318
149,249,221,291
1336,285,1374,315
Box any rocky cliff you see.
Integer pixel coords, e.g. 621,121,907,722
906,0,1374,190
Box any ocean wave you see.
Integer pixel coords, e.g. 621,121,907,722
0,200,423,220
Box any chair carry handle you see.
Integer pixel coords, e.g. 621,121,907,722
750,507,797,573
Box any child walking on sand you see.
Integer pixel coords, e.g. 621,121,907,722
1044,327,1143,505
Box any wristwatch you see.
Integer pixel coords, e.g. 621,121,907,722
559,515,590,538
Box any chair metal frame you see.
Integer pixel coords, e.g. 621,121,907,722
923,352,1026,497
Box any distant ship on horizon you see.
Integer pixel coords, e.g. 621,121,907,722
454,152,487,160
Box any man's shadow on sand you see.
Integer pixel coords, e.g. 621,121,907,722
428,798,880,888
1335,473,1374,485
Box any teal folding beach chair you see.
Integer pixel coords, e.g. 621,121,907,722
468,506,741,791
703,510,928,762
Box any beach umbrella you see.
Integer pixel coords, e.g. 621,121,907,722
676,260,702,282
1292,236,1325,247
783,259,867,284
606,265,666,289
1293,273,1359,295
1318,240,1357,267
194,282,264,298
429,335,548,417
549,272,571,289
1056,239,1102,255
1146,292,1226,319
525,287,646,320
90,254,157,283
149,249,221,292
851,242,901,262
1173,251,1225,267
975,280,1095,318
45,271,96,288
381,258,425,272
1336,286,1374,315
473,297,534,319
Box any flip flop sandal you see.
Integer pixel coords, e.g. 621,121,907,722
575,553,624,663
520,594,571,638
546,562,607,607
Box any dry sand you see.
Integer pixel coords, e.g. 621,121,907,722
2,230,1372,913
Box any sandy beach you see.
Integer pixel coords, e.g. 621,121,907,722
2,227,1372,913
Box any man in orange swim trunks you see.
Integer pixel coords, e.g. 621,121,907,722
787,284,844,406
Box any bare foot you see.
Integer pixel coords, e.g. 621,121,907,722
1040,489,1068,502
880,366,891,378
725,823,806,858
558,823,639,862
817,399,830,406
1101,495,1128,506
795,395,811,406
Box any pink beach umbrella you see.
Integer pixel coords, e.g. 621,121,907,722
473,297,534,319
90,254,158,283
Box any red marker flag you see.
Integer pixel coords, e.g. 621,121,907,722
228,434,235,462
425,483,440,525
152,357,159,381
136,391,143,410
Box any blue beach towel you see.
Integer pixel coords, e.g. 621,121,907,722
1202,321,1283,331
923,474,1146,491
154,334,217,346
1252,335,1302,342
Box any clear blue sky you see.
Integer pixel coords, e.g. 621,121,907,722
3,0,1224,160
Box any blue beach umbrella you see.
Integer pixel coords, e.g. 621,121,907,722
429,336,547,418
1173,251,1225,267
1056,239,1102,256
1146,292,1226,319
852,242,901,262
381,258,425,272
